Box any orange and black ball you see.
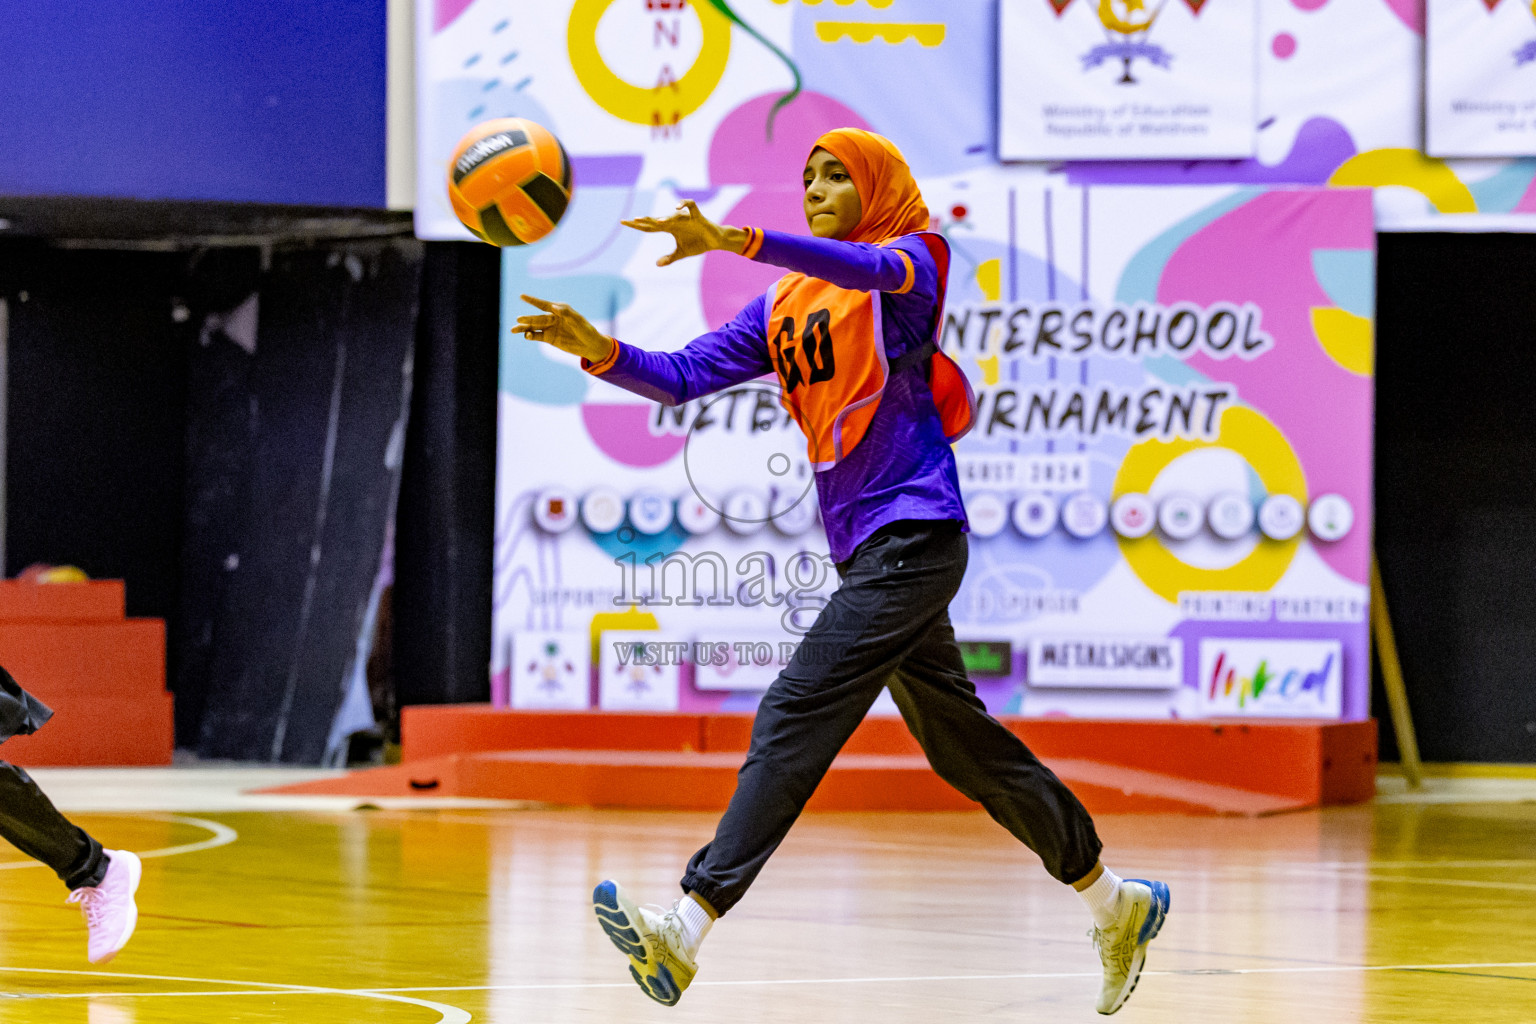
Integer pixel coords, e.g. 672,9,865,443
447,118,572,246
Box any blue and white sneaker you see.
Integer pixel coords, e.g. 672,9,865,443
592,880,698,1006
1090,878,1170,1014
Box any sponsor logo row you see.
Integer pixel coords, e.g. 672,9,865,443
500,630,1342,719
964,490,1354,542
526,486,1355,545
531,488,819,538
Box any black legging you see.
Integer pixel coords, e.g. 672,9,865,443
680,520,1103,915
0,761,107,890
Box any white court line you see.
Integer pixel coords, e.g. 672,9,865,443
1273,859,1536,870
1088,863,1536,893
1213,864,1536,894
8,959,1536,1009
309,959,1536,995
0,815,237,871
3,990,321,999
0,968,471,1023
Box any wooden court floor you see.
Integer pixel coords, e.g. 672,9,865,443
2,794,1536,1023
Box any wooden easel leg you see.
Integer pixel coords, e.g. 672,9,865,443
1371,551,1423,789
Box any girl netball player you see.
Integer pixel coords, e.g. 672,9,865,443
514,128,1169,1016
1,664,140,962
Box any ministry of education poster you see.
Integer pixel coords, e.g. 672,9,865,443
999,0,1257,161
1427,0,1536,158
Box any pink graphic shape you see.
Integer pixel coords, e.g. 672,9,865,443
707,92,872,188
435,0,476,32
1272,33,1298,58
1381,0,1424,34
1156,190,1376,584
1516,173,1536,213
581,403,688,467
701,92,871,329
1291,0,1330,9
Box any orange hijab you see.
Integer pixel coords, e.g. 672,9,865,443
811,129,930,245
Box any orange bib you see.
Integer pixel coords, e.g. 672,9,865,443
764,232,975,471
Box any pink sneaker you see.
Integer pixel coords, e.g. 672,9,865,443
67,850,141,963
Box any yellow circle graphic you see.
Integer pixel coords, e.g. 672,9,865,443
1114,406,1307,603
568,0,732,126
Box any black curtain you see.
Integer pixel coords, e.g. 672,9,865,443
392,242,499,710
190,240,422,762
1,243,189,622
1375,232,1536,763
2,232,500,763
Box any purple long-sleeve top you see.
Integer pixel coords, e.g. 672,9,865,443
586,229,968,563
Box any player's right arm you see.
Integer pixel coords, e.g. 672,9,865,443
514,293,773,407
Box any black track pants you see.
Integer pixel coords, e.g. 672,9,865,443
680,520,1103,915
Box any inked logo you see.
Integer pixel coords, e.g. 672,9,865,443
1206,649,1333,708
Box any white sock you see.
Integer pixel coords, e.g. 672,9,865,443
675,894,714,958
1077,867,1124,929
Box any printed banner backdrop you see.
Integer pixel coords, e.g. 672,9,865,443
494,178,1376,721
401,0,1526,721
416,0,1536,240
998,0,1258,161
1427,0,1536,158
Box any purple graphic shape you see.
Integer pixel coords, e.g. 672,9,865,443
1062,118,1356,187
1081,42,1172,71
790,3,995,178
569,155,644,187
1156,189,1375,586
581,403,688,467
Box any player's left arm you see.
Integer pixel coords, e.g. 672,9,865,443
743,230,931,295
620,199,926,296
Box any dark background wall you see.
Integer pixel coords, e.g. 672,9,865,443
394,244,500,711
0,235,497,762
1375,232,1536,764
1,245,189,622
0,0,387,206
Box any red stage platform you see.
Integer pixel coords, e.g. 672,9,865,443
260,707,1378,816
0,581,173,767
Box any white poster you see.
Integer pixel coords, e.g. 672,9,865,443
510,631,592,710
1427,0,1536,158
1197,637,1343,718
1000,0,1258,160
598,631,683,711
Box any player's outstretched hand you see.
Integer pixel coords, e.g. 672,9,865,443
513,295,615,364
622,200,747,267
